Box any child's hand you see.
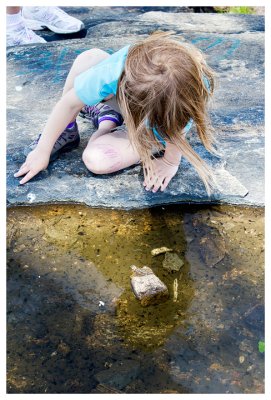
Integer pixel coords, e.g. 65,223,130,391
143,157,179,193
14,149,50,184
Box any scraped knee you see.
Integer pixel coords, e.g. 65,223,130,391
82,144,123,174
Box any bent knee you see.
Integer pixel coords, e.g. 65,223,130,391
82,147,105,174
82,145,123,174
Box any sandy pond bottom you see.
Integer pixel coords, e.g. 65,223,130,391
7,204,264,394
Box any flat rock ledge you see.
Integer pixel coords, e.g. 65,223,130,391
7,10,264,208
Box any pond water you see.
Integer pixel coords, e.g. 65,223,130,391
6,204,264,394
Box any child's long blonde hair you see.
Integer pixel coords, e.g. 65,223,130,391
117,31,217,194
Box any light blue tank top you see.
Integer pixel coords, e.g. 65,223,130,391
74,45,130,105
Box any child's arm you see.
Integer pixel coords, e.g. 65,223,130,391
14,88,84,184
143,141,182,193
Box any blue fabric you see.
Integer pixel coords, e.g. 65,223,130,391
203,74,211,93
152,126,166,146
74,45,130,106
147,118,193,147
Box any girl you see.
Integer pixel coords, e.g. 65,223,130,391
14,32,216,194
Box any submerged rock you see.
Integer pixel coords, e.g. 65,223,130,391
198,231,226,267
163,252,184,272
151,247,173,256
243,304,264,333
95,383,123,394
189,221,226,267
130,265,169,306
94,359,140,390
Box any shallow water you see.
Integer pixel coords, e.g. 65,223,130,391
7,204,264,394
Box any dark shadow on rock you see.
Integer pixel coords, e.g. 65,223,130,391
41,28,88,42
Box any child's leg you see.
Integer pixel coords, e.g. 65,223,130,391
82,123,140,174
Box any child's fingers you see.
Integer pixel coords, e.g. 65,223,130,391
160,176,171,192
143,169,150,187
151,177,165,193
151,179,161,193
146,175,160,192
144,179,153,189
144,175,153,190
14,165,28,177
143,176,152,189
19,170,36,185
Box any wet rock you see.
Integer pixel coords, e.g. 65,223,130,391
161,389,180,394
199,235,226,267
163,252,184,272
243,304,264,333
95,383,123,393
13,243,26,253
192,222,226,267
94,359,140,390
151,247,173,256
6,225,19,248
239,339,254,354
130,265,169,306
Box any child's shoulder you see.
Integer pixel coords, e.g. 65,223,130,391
101,45,130,67
74,45,130,106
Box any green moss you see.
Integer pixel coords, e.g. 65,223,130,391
215,6,255,14
258,340,265,353
229,7,254,14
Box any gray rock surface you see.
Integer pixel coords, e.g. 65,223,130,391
6,9,264,208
